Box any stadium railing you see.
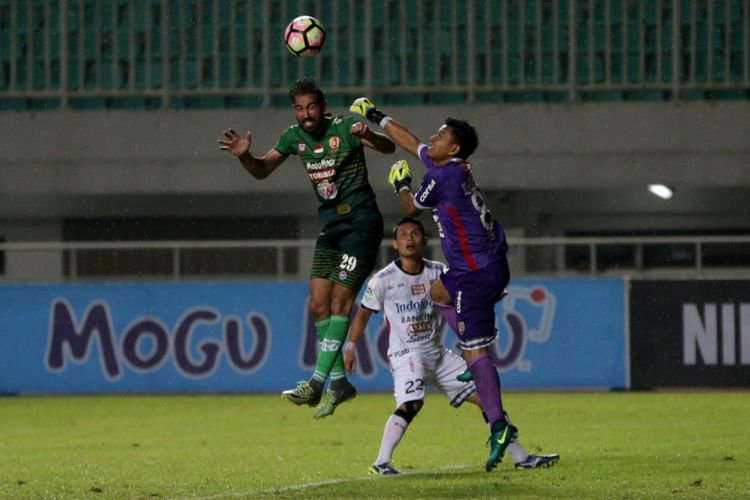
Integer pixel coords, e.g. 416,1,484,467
2,234,750,282
1,0,748,110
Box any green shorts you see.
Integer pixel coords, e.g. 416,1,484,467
310,221,383,291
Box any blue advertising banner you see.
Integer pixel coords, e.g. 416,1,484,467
0,278,626,394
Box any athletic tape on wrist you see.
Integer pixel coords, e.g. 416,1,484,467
368,108,387,125
379,116,392,128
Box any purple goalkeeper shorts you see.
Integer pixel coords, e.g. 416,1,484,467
440,257,510,350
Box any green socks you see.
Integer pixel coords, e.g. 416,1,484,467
311,315,350,385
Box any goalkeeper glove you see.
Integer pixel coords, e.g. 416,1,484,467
350,97,389,127
388,160,412,193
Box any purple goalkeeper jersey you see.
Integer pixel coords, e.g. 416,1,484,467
413,145,507,274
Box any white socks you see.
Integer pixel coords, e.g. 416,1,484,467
375,414,409,465
506,441,529,464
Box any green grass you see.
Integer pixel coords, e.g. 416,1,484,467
1,392,749,498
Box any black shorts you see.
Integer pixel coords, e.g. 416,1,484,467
310,217,383,291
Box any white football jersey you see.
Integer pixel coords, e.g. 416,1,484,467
360,259,447,358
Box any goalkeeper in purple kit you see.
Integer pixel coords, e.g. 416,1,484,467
350,97,525,472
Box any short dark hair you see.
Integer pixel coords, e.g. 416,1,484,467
392,216,427,239
445,117,478,159
289,76,326,105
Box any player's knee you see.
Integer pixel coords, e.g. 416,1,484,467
329,291,356,316
308,298,329,320
395,399,423,423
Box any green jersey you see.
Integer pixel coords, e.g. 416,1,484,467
274,115,380,227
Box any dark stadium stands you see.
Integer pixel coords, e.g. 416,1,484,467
1,0,748,110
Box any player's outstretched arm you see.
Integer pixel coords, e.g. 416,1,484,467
350,98,420,158
350,122,396,154
344,306,373,374
397,189,422,218
218,128,286,179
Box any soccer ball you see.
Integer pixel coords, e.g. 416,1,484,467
284,15,326,58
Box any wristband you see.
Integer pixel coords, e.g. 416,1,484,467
379,116,392,128
368,108,387,125
344,342,356,352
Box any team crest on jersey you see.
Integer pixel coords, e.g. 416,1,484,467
411,284,426,295
313,144,325,155
317,180,338,200
328,136,340,154
297,142,306,152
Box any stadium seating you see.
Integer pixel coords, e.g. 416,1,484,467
0,0,748,111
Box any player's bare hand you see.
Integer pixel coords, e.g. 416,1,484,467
350,121,370,139
344,349,357,374
218,128,252,158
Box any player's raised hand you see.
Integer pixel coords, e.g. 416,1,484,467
350,121,370,138
388,159,412,193
349,97,376,119
218,128,252,158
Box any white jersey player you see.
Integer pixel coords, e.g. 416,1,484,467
344,217,559,475
359,254,476,408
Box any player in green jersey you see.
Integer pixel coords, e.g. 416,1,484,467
218,77,395,418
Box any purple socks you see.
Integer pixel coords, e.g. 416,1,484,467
433,302,459,334
434,302,505,427
468,354,505,427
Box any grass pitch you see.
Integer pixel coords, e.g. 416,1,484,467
1,391,749,498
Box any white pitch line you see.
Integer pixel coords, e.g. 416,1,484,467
183,463,475,499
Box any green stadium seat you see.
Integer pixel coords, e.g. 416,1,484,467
625,90,666,101
523,0,538,26
707,89,747,100
224,95,264,109
609,53,624,82
69,97,108,109
693,50,708,81
384,93,424,106
679,0,693,25
643,0,659,26
475,92,507,104
582,90,624,102
507,21,521,55
32,61,45,89
217,56,232,87
28,97,60,110
712,54,726,81
426,92,466,105
680,89,707,100
540,54,556,84
0,98,29,110
507,92,546,103
507,55,521,83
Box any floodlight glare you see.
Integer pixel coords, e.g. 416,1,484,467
648,184,674,200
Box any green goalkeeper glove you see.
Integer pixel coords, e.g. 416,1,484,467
388,160,412,193
350,97,389,126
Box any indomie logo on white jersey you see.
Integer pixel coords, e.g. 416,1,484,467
395,298,430,313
